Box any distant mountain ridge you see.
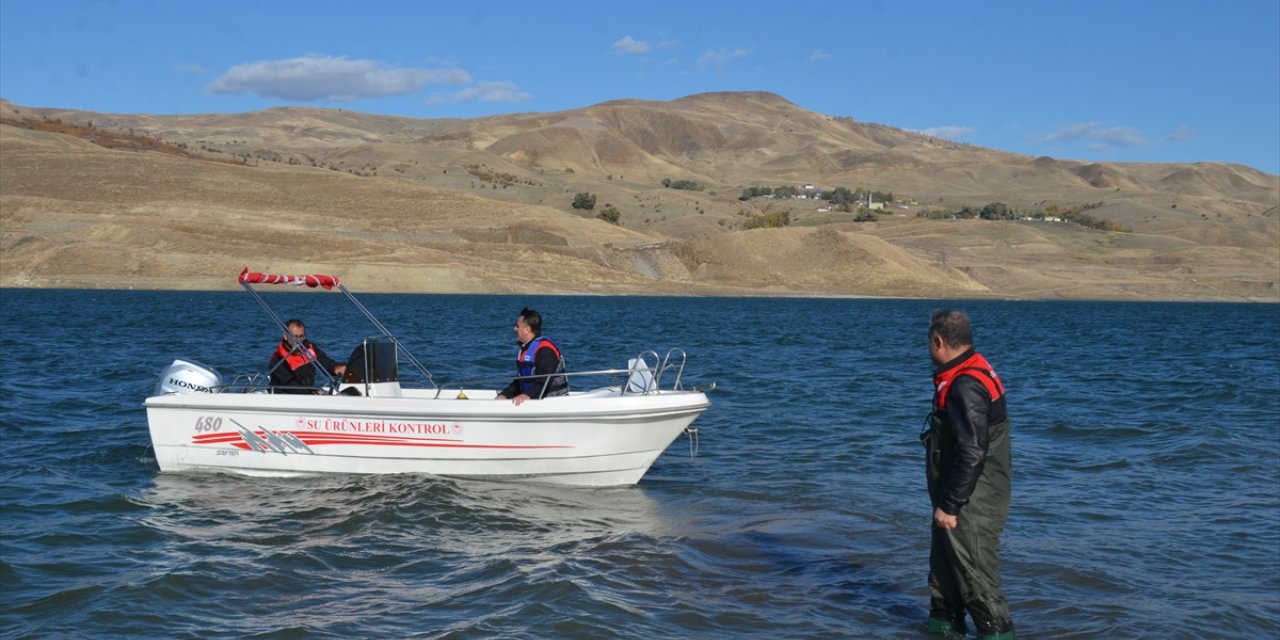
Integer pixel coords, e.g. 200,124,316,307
9,92,1273,203
1,92,1276,300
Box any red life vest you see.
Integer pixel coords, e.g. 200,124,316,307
275,342,317,371
933,351,1005,410
517,337,568,396
518,337,561,367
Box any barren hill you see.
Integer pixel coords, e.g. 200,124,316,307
1,93,1276,300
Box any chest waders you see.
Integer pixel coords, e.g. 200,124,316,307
922,363,1015,639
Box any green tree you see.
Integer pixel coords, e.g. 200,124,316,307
980,202,1010,220
827,186,857,204
597,206,621,225
743,210,791,229
572,192,597,211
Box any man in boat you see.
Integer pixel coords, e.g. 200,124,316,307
496,307,569,406
921,309,1015,639
268,318,347,394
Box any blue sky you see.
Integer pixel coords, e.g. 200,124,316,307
2,0,1277,173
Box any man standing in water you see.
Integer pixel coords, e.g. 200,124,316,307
921,309,1014,639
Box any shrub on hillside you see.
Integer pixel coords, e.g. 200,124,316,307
597,206,621,225
743,211,791,229
572,192,597,211
662,178,703,191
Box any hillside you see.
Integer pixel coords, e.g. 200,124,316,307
1,93,1276,300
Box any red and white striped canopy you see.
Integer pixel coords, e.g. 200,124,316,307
238,268,340,290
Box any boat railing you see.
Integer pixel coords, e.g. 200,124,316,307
662,348,689,391
222,372,272,393
622,349,686,394
428,349,693,399
172,349,694,397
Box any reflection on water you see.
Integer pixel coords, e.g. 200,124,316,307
136,471,678,571
127,471,685,636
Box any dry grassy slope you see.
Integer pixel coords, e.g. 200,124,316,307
473,92,975,187
680,226,986,296
11,94,1275,218
0,122,992,296
2,93,1277,300
0,125,677,293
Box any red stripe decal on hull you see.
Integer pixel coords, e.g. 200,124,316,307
193,429,573,450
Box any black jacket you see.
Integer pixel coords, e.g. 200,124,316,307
925,349,1011,517
268,340,343,392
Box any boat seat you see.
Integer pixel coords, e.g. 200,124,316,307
625,358,656,394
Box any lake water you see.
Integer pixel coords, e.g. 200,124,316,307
1,290,1277,638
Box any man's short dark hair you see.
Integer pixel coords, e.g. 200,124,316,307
520,307,543,336
285,318,305,329
929,309,973,349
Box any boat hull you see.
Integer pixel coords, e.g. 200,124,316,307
144,388,709,486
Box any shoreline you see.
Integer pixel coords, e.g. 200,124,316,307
3,281,1275,304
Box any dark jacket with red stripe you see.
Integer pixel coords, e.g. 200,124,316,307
268,339,343,392
924,348,1012,519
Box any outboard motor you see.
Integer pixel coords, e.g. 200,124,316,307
154,359,224,396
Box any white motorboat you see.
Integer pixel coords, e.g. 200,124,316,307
143,270,711,487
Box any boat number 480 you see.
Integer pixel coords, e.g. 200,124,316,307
193,416,223,432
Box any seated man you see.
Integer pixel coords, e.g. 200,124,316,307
268,318,346,393
496,307,569,405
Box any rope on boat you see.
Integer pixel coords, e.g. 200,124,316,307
684,427,699,459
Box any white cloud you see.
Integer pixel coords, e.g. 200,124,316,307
697,47,750,71
611,35,650,54
1163,125,1194,143
1038,122,1147,149
809,49,831,62
427,81,532,106
919,126,976,142
206,54,470,102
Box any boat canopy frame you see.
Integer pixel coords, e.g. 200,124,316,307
238,268,436,391
232,269,700,398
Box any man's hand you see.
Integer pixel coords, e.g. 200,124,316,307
933,507,958,530
512,393,531,406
